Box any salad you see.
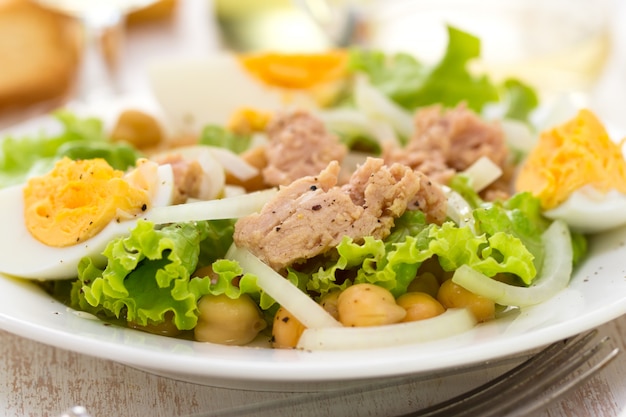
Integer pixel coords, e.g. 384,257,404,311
0,27,622,351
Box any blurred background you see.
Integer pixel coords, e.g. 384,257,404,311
0,0,624,125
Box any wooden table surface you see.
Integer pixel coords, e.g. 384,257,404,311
3,1,626,416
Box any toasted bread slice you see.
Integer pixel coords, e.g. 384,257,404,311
0,0,80,111
0,0,177,115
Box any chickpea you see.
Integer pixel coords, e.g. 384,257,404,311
437,280,495,322
194,294,267,346
111,109,164,150
319,290,341,320
227,108,272,135
337,283,406,327
272,307,306,349
396,292,445,322
407,272,440,298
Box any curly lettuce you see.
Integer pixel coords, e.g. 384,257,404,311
307,218,535,299
70,219,257,330
449,174,587,267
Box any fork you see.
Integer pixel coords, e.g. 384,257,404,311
403,330,619,417
58,330,620,417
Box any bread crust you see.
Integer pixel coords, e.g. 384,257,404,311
0,0,80,111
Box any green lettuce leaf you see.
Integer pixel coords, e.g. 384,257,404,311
406,26,500,112
348,26,538,120
307,212,537,299
0,110,141,188
501,79,540,124
446,174,484,209
71,220,233,330
448,175,587,270
196,219,236,268
473,194,548,277
56,140,140,171
448,174,550,275
331,127,381,154
349,26,498,112
195,258,266,305
199,125,252,154
385,209,430,244
348,50,427,109
428,222,536,284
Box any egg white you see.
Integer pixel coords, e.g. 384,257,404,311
148,55,319,134
544,185,626,234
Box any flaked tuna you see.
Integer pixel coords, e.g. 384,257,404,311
234,158,446,270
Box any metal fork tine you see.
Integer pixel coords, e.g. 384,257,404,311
403,331,618,417
477,341,619,417
399,331,598,417
508,346,620,417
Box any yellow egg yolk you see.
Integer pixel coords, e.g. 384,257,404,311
238,50,348,107
238,50,348,89
515,109,626,210
23,157,152,247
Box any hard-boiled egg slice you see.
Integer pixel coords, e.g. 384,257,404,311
149,55,284,134
516,109,626,234
0,160,175,280
148,51,348,134
0,158,278,280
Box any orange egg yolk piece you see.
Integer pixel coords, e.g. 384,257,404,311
515,109,626,210
238,50,348,90
23,157,152,247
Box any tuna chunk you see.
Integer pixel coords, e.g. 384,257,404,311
262,110,347,187
234,158,447,270
384,103,508,188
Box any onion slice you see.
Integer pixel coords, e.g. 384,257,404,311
353,77,414,139
228,246,341,329
207,146,259,181
462,156,502,192
442,186,476,232
144,188,277,224
297,308,476,351
318,108,401,146
451,220,572,307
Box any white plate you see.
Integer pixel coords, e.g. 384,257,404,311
1,225,625,391
2,87,626,391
